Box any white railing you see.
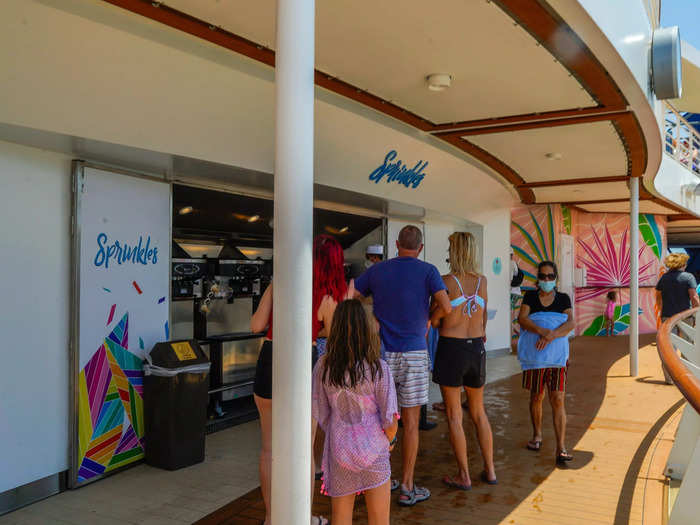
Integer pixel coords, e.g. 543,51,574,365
664,103,700,177
657,308,700,524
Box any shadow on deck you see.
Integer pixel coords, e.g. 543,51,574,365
197,335,683,525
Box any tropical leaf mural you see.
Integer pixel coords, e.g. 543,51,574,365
511,205,558,288
562,205,572,235
638,214,662,259
576,224,655,302
583,303,643,336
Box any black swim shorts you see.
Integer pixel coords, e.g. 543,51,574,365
432,336,486,388
253,340,318,399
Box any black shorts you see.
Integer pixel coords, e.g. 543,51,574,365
253,340,318,399
432,336,486,388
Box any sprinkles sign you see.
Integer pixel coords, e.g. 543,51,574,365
368,150,428,189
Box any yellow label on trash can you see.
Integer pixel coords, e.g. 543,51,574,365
171,341,197,361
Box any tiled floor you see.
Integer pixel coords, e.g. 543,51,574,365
0,423,261,525
196,336,684,524
0,351,521,525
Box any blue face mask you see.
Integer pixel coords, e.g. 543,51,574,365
539,280,556,292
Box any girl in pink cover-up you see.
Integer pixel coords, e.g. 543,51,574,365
312,299,399,525
605,290,617,336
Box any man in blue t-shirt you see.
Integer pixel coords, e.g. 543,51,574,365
355,225,451,506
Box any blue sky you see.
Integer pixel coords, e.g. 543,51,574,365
661,0,700,49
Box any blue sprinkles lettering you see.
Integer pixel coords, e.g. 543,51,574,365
368,150,428,189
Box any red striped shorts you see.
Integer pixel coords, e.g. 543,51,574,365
522,362,568,394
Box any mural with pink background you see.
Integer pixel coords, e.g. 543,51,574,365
510,204,666,337
574,211,666,336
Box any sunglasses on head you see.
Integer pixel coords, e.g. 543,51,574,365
538,272,557,281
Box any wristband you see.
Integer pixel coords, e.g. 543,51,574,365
389,435,398,447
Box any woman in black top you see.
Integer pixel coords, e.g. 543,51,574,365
655,253,700,384
517,261,575,464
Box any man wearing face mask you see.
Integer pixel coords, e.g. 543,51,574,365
517,261,575,466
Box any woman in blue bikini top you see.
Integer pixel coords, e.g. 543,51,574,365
429,231,496,488
449,274,485,317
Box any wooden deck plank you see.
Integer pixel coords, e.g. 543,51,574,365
195,336,683,524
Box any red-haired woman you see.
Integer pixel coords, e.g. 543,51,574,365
250,234,351,525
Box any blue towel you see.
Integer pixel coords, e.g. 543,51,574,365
518,311,569,370
427,326,439,371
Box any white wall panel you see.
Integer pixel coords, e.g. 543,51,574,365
0,141,71,492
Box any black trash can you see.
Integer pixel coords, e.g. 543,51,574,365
143,339,210,470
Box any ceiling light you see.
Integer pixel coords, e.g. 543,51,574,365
324,226,350,235
248,215,260,223
178,206,193,215
545,152,563,160
426,73,452,92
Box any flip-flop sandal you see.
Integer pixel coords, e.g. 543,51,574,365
556,451,574,465
442,475,472,491
390,479,400,492
526,439,542,451
480,471,498,485
432,402,446,412
398,484,431,506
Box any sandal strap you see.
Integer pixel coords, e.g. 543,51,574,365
413,485,430,498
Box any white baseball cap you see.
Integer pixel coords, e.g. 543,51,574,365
366,244,384,255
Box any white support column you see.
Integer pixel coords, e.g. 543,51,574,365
271,0,315,523
630,177,639,377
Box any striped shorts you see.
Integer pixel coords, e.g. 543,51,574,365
522,363,569,394
384,350,430,408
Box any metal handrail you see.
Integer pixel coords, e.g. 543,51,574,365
657,307,700,414
664,103,700,177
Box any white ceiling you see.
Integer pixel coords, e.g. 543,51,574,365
164,0,596,123
531,180,630,203
468,121,628,183
577,201,678,214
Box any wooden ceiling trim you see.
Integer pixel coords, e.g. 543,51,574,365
103,0,434,131
668,214,699,222
441,136,535,203
560,197,637,205
434,110,629,138
491,0,625,107
611,112,648,177
104,0,648,208
429,106,626,133
649,197,691,215
518,175,629,189
103,0,276,65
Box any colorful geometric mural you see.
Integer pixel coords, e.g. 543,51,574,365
77,312,144,482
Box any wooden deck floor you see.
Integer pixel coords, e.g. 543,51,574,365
196,335,684,525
